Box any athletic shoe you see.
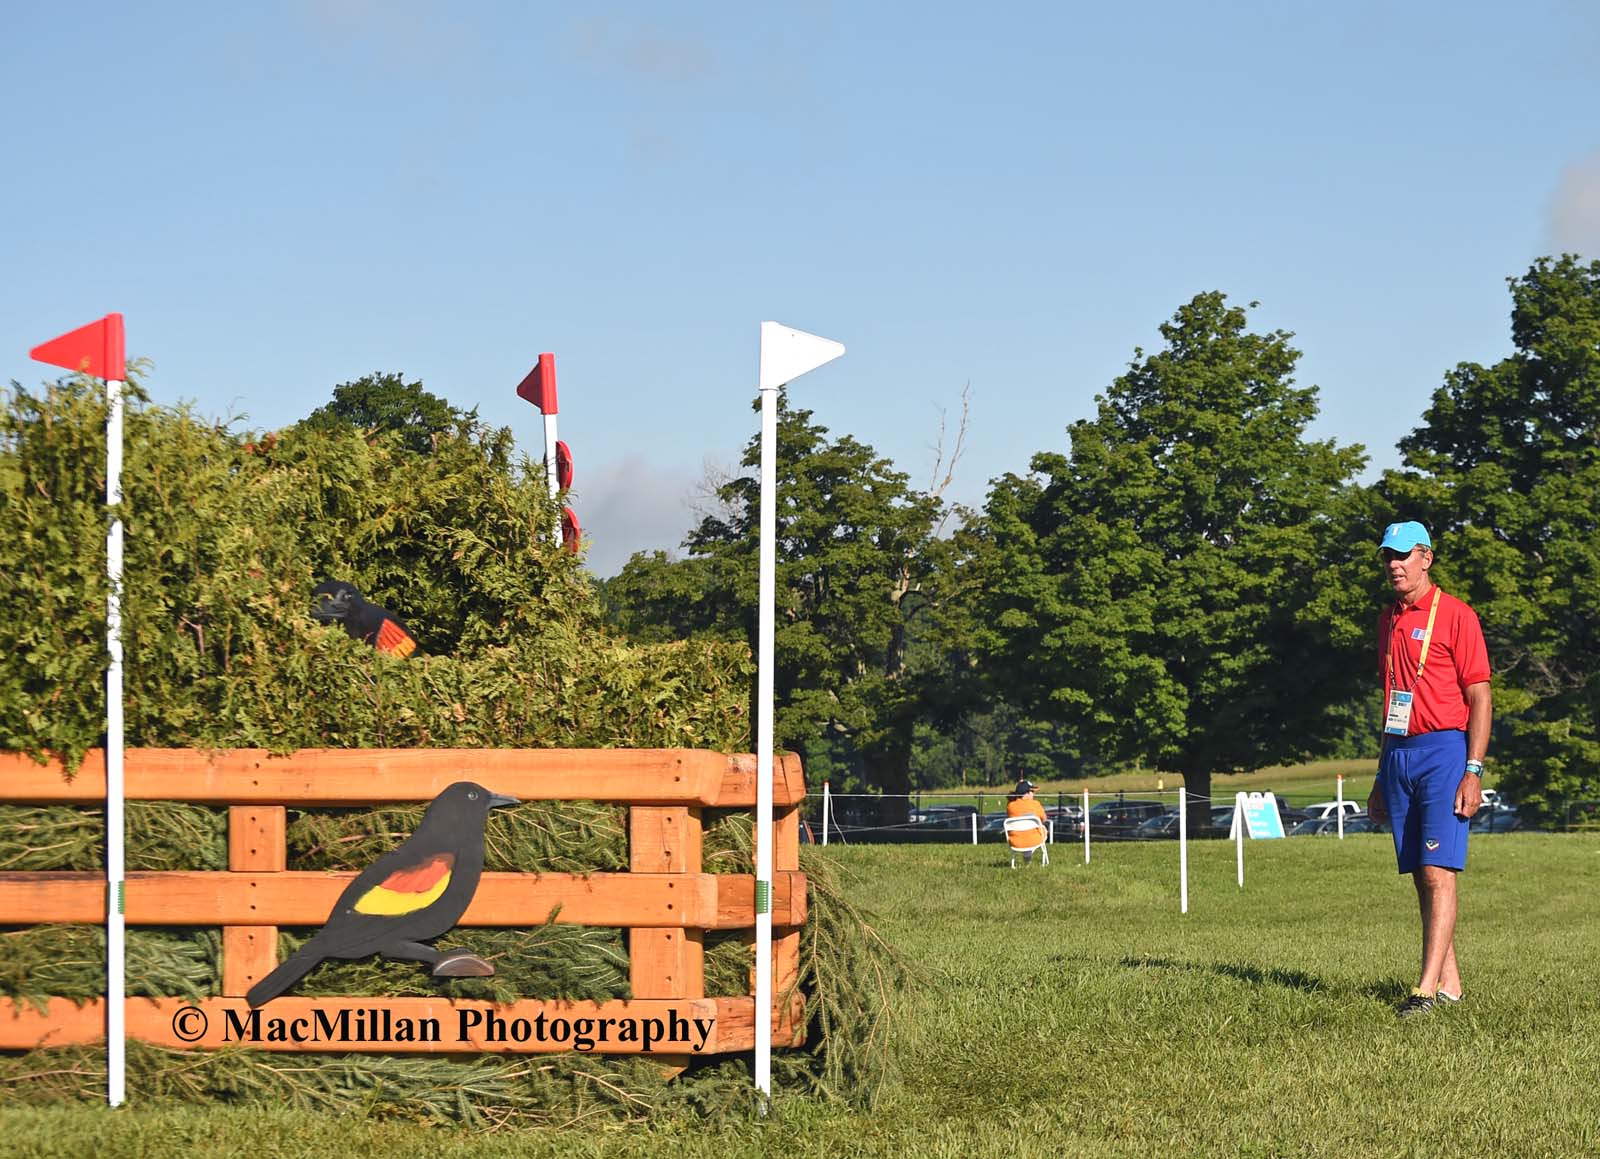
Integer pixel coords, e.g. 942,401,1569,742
1396,991,1437,1019
1436,988,1462,1004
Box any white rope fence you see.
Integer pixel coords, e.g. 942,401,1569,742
816,777,1377,913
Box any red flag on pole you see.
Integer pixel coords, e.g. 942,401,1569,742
516,352,558,414
555,439,573,490
31,313,126,380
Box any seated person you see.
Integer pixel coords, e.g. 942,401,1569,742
1005,779,1048,862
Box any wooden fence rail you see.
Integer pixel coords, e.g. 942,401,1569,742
0,748,806,1064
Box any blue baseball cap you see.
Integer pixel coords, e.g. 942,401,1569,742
1378,521,1433,552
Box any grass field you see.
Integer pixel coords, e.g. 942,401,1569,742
5,832,1596,1158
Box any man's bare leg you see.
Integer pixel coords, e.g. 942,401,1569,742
1413,865,1458,995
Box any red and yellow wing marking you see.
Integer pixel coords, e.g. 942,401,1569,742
353,852,454,915
375,618,416,657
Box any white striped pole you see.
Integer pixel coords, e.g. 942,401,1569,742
105,371,126,1107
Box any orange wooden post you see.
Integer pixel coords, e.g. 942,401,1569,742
221,806,286,997
773,803,805,1045
628,807,704,998
629,805,703,1075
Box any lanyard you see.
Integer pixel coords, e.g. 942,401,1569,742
1386,586,1441,693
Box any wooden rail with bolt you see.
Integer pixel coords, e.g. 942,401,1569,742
0,748,807,1058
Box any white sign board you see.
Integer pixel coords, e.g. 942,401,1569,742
1232,791,1285,840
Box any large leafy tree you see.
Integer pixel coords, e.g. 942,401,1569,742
599,552,730,646
609,393,953,793
1382,256,1600,821
978,292,1371,824
302,372,476,455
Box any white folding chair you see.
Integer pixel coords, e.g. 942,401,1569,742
1003,815,1050,868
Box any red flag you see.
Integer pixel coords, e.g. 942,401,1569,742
555,439,573,490
515,351,558,414
31,313,126,380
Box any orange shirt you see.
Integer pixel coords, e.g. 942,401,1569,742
1006,798,1047,848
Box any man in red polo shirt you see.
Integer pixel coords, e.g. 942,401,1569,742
1366,521,1492,1019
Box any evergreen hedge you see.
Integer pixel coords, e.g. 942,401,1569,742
0,377,903,1118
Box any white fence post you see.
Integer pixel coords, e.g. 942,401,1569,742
1083,788,1091,864
1235,792,1245,887
1179,787,1188,914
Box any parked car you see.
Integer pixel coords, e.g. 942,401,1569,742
1133,810,1182,839
1290,813,1379,836
1087,800,1169,838
1043,806,1081,838
909,805,979,830
1302,800,1363,820
1470,805,1523,833
1276,799,1310,827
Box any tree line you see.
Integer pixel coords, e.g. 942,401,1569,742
600,257,1600,825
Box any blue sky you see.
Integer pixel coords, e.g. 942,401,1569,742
3,1,1597,575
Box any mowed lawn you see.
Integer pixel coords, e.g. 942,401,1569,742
6,833,1597,1158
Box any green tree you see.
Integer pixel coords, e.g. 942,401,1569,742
600,552,731,645
303,372,476,455
978,292,1372,826
610,393,954,794
1382,256,1600,823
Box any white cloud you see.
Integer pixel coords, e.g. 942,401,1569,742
572,453,703,578
1545,150,1600,257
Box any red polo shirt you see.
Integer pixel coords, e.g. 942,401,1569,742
1378,587,1490,735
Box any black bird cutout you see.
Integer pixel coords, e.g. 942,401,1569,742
311,579,418,657
246,781,519,1008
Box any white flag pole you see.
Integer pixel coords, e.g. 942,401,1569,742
29,314,126,1106
1178,786,1188,914
105,371,126,1107
754,322,843,1104
1083,787,1091,864
1337,774,1345,840
754,380,778,1103
543,411,560,545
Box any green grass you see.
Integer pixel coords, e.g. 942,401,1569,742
6,833,1597,1158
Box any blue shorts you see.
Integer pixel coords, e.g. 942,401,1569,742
1379,729,1470,874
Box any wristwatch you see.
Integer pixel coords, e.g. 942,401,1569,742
1464,760,1484,776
